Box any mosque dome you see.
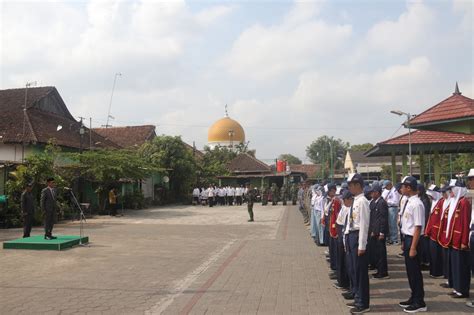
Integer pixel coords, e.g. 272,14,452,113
208,116,245,148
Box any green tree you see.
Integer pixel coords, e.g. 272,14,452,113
350,143,374,152
278,154,302,165
139,136,197,200
306,136,349,178
198,145,237,186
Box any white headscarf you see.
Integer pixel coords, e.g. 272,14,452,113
426,185,442,213
446,185,468,237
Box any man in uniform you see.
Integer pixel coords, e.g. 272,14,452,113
345,173,370,314
281,184,288,206
246,183,256,222
399,176,427,313
290,183,298,205
41,177,58,240
271,183,279,206
382,180,401,245
21,182,35,238
368,183,389,279
261,185,268,206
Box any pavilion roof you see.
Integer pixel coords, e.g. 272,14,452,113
365,130,474,157
408,85,474,128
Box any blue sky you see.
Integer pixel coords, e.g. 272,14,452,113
1,0,472,163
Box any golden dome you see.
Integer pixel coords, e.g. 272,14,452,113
208,117,245,143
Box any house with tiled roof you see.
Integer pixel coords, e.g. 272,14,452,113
366,83,474,185
0,86,119,194
93,125,156,148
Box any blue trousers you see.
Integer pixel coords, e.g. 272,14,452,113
347,232,370,309
403,235,425,305
388,207,399,243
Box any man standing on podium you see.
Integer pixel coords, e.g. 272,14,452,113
41,177,58,240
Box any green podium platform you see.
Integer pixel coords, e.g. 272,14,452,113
3,235,89,251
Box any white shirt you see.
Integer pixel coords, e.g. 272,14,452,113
207,188,215,197
235,188,243,196
337,205,349,226
344,193,370,251
192,188,200,197
384,187,401,207
229,187,235,196
400,195,425,236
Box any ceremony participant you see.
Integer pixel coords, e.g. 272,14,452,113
383,180,401,245
41,177,58,240
109,187,119,216
21,182,35,238
326,183,340,271
334,190,351,290
207,185,215,207
424,185,444,278
440,180,471,299
399,176,427,313
438,184,453,286
466,168,474,309
417,184,432,268
235,185,243,205
246,183,256,222
345,173,370,314
368,183,389,279
311,186,325,245
192,187,200,205
200,187,208,206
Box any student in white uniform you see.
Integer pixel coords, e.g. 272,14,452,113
398,176,427,313
345,173,370,314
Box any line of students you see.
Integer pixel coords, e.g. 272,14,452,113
298,170,474,314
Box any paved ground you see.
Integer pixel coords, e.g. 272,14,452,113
0,203,472,314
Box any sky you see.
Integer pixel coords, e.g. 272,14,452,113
1,0,473,164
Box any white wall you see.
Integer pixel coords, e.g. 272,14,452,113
0,143,23,162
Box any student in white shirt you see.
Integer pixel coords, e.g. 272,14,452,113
398,176,427,313
382,180,401,245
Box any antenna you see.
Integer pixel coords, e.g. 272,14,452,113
106,73,122,128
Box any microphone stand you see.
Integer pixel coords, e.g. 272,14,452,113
68,189,88,246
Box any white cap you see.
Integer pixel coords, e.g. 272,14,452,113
428,184,437,191
449,179,457,187
468,168,474,178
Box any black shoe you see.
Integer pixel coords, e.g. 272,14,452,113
329,274,338,280
399,300,413,308
452,293,469,299
248,219,254,222
372,274,390,279
397,252,405,258
342,292,355,300
333,282,344,289
44,236,53,240
51,236,57,239
368,266,376,271
346,302,356,309
403,303,427,313
439,282,450,288
351,306,370,314
447,291,458,297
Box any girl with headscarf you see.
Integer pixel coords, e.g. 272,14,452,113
418,184,432,268
438,180,471,298
424,185,444,278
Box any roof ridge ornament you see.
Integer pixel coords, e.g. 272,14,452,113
453,82,461,95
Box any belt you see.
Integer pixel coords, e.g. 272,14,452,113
388,205,398,208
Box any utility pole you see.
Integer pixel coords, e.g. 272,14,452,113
22,81,37,162
106,73,121,129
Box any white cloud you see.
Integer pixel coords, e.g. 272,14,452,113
222,1,351,80
365,1,435,55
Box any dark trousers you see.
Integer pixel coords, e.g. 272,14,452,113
110,203,118,216
247,204,254,220
375,237,388,276
345,234,355,295
421,236,430,265
292,198,297,205
347,232,370,309
236,196,242,205
336,229,349,288
368,236,378,269
209,197,214,207
323,215,330,246
329,236,337,270
23,214,33,238
403,235,425,305
442,247,452,285
450,248,470,296
44,210,55,237
228,196,234,206
428,239,443,277
471,234,474,276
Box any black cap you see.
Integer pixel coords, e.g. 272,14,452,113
46,177,55,182
401,176,417,190
341,190,353,200
347,173,364,186
371,182,382,193
327,183,337,192
395,183,402,192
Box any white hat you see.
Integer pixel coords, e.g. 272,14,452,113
468,168,474,178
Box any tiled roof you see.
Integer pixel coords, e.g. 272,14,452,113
228,153,271,173
289,164,320,178
409,93,474,126
0,87,119,149
380,130,474,145
183,141,204,158
93,125,156,148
